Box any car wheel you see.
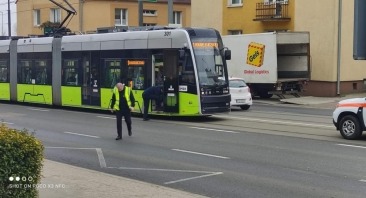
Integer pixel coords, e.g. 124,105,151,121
339,115,363,140
240,105,250,110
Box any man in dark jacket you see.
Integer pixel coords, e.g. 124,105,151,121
110,83,135,140
142,86,163,121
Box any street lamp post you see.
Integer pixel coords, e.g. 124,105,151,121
0,11,3,36
7,0,11,37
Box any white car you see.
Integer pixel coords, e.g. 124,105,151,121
333,97,366,139
229,77,252,110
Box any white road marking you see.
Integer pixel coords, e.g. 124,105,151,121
46,147,99,150
337,144,366,183
97,116,116,120
250,110,328,118
337,144,366,149
213,115,333,128
106,167,223,185
27,108,49,112
1,121,14,125
172,149,230,159
165,172,223,185
108,167,215,173
45,147,106,168
190,127,239,134
64,131,100,138
46,147,222,184
96,148,107,168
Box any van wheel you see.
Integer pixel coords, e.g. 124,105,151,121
339,115,363,140
240,105,250,110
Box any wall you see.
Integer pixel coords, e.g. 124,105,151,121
222,0,294,35
191,0,222,32
17,0,191,36
295,0,366,96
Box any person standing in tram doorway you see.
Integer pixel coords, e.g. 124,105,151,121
142,86,163,121
110,82,135,140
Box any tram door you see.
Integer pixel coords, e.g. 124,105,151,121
81,52,101,106
162,50,179,113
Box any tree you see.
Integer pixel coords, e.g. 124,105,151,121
39,21,60,30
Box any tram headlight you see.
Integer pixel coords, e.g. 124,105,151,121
201,91,205,95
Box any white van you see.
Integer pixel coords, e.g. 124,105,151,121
333,97,366,139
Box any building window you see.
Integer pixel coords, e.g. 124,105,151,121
143,10,157,16
115,9,128,26
33,9,40,26
228,0,243,6
173,11,182,24
50,8,61,23
228,30,242,35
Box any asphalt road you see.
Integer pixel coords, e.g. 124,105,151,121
1,102,366,198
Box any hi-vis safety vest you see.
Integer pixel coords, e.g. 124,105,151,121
113,86,132,111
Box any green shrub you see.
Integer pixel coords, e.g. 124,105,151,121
0,124,44,198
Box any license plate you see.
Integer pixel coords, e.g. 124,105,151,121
236,99,246,103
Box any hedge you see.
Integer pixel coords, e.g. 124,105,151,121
0,124,44,198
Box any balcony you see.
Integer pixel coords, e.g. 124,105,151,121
253,3,291,22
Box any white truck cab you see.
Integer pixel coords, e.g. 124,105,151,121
333,97,366,139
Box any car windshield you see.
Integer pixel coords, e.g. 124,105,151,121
229,79,247,88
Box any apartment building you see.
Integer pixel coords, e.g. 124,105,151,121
16,0,191,36
192,0,366,96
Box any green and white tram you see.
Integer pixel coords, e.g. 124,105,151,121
0,28,232,116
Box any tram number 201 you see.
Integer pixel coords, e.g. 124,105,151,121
164,31,171,37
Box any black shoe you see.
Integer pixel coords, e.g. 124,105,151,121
115,136,122,140
128,130,132,136
143,118,150,121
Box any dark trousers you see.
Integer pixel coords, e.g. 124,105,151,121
143,97,150,119
143,96,162,119
115,110,132,137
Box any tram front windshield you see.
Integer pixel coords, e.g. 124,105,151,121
193,42,228,87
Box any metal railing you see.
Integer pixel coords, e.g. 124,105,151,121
254,2,290,21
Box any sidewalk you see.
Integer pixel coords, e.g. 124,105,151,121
279,92,366,109
39,160,207,198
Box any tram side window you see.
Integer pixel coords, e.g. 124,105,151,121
18,59,51,85
103,59,121,88
63,59,79,86
19,60,33,84
215,54,224,77
34,60,51,85
128,66,144,90
0,61,8,82
180,51,196,85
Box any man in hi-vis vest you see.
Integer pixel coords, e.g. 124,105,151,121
110,82,135,140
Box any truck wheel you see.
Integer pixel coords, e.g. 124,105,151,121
259,92,273,99
339,115,363,140
240,105,250,110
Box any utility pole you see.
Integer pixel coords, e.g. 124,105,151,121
168,0,173,24
7,0,11,37
0,11,3,36
336,0,342,96
138,0,143,26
